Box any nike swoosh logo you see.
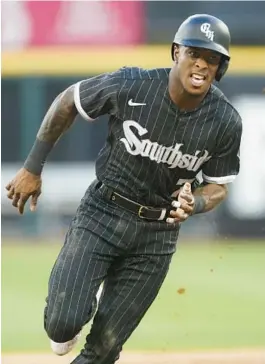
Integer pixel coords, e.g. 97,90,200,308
128,99,146,106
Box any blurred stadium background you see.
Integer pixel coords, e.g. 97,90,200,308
1,1,265,364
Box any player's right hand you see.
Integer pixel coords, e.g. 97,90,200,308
5,168,42,215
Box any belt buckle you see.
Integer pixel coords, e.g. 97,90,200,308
138,205,146,219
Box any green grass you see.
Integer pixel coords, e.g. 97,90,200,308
2,240,265,353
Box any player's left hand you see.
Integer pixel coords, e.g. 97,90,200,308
167,182,195,223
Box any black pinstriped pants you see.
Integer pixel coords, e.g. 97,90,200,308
44,180,180,364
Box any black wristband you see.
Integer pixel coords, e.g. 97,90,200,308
192,195,206,215
24,138,54,175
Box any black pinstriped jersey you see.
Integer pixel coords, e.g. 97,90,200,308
74,67,242,207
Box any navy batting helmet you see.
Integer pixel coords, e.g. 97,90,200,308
171,14,231,81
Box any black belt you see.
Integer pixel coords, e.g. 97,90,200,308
100,183,170,221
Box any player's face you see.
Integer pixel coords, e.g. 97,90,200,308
174,46,221,95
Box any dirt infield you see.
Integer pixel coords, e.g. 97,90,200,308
2,350,265,364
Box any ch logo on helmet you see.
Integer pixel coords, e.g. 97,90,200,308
200,23,214,41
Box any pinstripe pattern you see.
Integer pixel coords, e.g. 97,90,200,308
45,181,177,363
74,67,242,207
44,67,242,363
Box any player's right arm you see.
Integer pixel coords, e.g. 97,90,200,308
5,85,78,215
6,70,123,215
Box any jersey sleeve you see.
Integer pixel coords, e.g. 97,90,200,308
74,70,123,120
202,115,242,184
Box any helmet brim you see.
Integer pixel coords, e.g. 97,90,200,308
174,39,230,59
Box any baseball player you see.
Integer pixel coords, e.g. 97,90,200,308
6,14,242,364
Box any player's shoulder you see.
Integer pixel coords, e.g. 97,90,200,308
210,84,242,129
117,66,170,81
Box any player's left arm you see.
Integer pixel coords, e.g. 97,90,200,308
188,181,227,213
169,114,242,222
168,181,227,222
